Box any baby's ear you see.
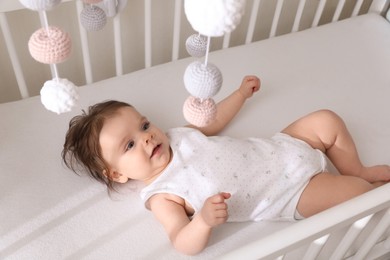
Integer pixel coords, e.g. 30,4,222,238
103,170,128,183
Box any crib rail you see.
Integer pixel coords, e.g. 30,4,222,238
218,183,390,260
0,0,389,103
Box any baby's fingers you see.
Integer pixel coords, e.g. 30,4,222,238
240,76,261,98
209,192,231,203
213,205,229,224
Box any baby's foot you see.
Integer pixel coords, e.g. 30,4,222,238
358,165,390,183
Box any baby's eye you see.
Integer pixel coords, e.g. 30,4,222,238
142,122,150,131
126,140,135,150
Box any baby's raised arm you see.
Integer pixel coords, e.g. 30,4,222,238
190,75,260,136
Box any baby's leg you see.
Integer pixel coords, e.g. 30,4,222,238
282,110,390,183
297,172,374,217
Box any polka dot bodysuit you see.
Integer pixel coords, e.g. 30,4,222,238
140,127,327,222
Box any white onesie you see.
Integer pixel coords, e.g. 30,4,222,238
140,127,327,222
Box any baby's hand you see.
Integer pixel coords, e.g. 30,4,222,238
200,192,231,227
239,75,261,99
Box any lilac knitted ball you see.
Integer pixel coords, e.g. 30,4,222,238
19,0,62,11
183,96,217,127
185,34,207,58
80,5,107,31
28,26,71,64
184,61,223,99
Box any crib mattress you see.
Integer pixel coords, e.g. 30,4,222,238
1,13,390,259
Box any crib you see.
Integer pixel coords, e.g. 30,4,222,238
1,0,390,259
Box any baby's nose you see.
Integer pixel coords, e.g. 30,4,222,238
144,132,154,144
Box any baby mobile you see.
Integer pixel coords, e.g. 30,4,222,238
18,0,76,114
18,0,125,114
182,0,246,127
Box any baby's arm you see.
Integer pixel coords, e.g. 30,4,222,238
149,192,231,255
190,75,260,136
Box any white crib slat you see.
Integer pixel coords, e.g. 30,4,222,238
269,0,284,38
144,0,151,68
222,32,231,49
245,0,261,44
171,0,181,61
312,0,327,27
292,0,306,32
332,0,346,22
0,12,29,98
352,0,364,17
357,239,390,260
76,0,93,84
369,0,390,13
353,208,390,259
302,234,330,260
330,214,373,260
113,14,123,76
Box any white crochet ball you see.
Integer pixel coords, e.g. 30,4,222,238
19,0,62,11
80,5,107,31
183,96,217,127
40,78,79,114
184,61,223,99
184,0,246,37
185,34,207,57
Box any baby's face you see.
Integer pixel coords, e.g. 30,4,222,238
99,107,171,184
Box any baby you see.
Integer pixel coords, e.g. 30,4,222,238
62,75,390,255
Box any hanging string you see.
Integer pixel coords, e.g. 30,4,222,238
204,36,211,66
52,62,60,82
40,10,60,82
40,10,49,30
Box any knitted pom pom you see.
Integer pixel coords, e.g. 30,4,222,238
19,0,62,11
80,5,107,31
40,78,79,114
183,96,217,127
185,34,207,58
184,61,223,99
28,26,71,64
82,0,103,3
184,0,246,37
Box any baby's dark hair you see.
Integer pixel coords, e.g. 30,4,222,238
62,100,132,191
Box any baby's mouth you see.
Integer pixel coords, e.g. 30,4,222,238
151,144,161,158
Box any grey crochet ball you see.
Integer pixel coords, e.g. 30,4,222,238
185,34,207,57
184,61,223,99
80,5,107,31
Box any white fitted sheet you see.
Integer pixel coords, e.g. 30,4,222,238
1,13,390,259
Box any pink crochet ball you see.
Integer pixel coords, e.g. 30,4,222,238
80,5,107,31
184,61,223,99
19,0,62,11
185,34,207,58
183,96,217,127
28,26,71,64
